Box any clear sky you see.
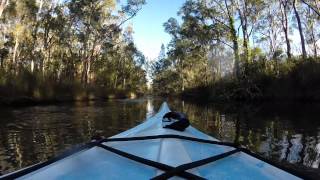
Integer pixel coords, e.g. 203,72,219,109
125,0,185,60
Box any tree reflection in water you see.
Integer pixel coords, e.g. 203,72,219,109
0,98,319,175
165,99,320,172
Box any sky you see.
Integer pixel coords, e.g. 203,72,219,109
125,0,185,60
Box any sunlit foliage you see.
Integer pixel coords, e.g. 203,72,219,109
152,0,320,101
0,0,147,100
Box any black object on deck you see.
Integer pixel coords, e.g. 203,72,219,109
162,112,190,131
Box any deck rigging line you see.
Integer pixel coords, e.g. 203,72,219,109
96,143,205,180
150,149,241,180
0,134,307,180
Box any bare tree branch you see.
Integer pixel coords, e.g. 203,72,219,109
300,0,320,17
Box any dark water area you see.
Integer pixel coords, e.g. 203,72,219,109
0,98,320,176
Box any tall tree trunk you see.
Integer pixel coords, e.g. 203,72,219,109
37,0,43,16
31,60,34,72
279,0,292,59
114,74,118,89
81,60,88,85
307,7,318,58
123,78,126,89
86,59,91,84
230,18,240,79
0,0,8,18
182,78,185,92
267,6,277,56
293,0,307,59
240,16,249,62
178,58,185,92
225,0,240,79
12,37,19,66
284,28,291,58
238,2,250,64
81,40,89,85
312,34,318,58
310,21,318,57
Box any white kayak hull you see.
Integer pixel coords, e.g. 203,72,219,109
1,102,302,180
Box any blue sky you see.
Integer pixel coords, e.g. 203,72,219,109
125,0,185,60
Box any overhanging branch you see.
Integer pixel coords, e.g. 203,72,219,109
300,0,320,17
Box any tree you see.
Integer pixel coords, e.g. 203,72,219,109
152,44,168,76
153,0,320,99
236,0,265,63
300,0,320,17
0,0,8,18
256,0,282,58
0,0,148,99
304,2,319,57
279,0,292,58
293,0,307,59
178,0,241,79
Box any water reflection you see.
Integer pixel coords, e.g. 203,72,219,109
0,98,320,175
163,100,320,171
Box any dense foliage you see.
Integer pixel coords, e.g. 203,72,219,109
0,0,147,102
151,0,320,101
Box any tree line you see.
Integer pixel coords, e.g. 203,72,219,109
0,0,147,102
152,0,320,101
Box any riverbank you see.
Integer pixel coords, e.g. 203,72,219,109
179,58,320,103
0,70,144,107
0,91,140,107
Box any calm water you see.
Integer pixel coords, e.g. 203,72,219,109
0,98,320,175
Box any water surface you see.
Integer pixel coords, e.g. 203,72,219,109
0,98,319,175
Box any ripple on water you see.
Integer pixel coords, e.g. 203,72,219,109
0,99,320,176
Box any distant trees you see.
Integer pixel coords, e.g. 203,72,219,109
152,0,320,100
0,0,147,99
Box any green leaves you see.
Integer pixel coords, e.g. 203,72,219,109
164,18,180,38
122,0,146,16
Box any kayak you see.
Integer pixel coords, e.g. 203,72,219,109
1,102,304,180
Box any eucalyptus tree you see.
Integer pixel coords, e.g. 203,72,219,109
236,0,265,63
3,0,38,69
293,0,307,59
0,0,148,98
67,0,145,85
255,0,283,58
153,0,320,98
202,0,241,78
172,0,241,79
279,0,292,58
158,0,243,92
304,3,320,57
151,43,180,94
67,0,116,84
151,44,168,76
163,17,186,91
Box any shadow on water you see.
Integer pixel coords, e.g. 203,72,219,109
0,97,320,176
